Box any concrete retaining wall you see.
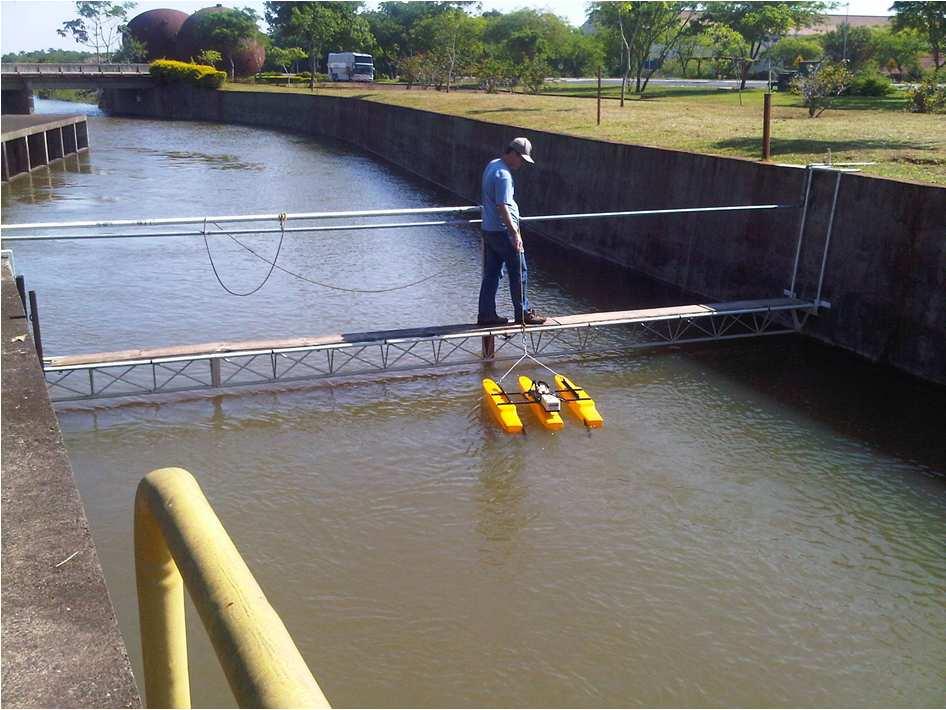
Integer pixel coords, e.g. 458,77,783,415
107,86,946,384
1,259,140,707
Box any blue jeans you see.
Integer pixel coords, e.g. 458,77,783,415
478,229,529,321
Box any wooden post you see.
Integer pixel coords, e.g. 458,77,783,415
762,92,772,161
596,67,602,126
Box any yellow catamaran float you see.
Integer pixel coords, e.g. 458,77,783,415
482,375,603,433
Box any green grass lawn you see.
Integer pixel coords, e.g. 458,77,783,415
224,83,945,186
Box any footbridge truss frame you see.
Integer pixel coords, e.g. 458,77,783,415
43,299,812,402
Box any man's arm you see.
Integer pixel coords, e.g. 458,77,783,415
497,203,523,253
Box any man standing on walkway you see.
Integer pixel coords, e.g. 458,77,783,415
477,137,547,326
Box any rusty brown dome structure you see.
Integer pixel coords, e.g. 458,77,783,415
175,5,265,76
126,8,189,61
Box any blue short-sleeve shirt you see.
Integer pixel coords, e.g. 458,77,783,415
481,158,519,232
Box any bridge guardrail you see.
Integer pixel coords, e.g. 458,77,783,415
1,63,150,75
135,467,330,708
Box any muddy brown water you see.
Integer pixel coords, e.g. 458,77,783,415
2,100,944,707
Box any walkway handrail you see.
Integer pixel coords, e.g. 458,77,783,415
135,467,330,708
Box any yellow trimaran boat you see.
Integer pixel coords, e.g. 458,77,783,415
482,374,603,433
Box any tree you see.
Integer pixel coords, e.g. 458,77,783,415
821,24,875,71
411,8,483,91
196,49,223,68
764,36,822,68
195,7,261,80
269,2,375,88
702,2,827,89
589,3,698,102
702,24,749,79
58,1,136,62
475,56,514,92
518,56,551,93
397,53,428,88
871,27,926,79
2,49,93,64
365,1,474,77
285,4,341,89
792,60,853,116
113,32,148,63
268,46,307,82
891,1,946,72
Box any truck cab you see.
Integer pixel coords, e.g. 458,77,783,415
327,52,375,82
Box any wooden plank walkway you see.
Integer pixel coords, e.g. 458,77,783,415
48,298,811,368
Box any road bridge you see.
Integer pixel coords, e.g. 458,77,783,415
1,64,153,113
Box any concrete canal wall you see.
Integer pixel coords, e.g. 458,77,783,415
1,114,90,181
107,87,946,385
1,259,140,707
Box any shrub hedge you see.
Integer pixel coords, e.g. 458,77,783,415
149,60,227,89
847,69,893,97
910,78,946,114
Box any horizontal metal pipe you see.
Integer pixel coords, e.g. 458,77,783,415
2,203,798,242
0,205,482,231
2,219,483,241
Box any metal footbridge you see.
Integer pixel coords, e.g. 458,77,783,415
41,298,813,402
2,163,852,403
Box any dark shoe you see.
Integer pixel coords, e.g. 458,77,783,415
520,309,547,325
477,315,509,326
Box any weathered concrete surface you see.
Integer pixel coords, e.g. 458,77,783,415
104,87,946,384
1,260,140,708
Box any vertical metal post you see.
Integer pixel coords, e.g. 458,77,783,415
788,166,813,297
762,92,772,161
15,274,26,312
481,335,495,360
210,358,222,387
814,171,842,312
596,67,602,126
28,290,43,363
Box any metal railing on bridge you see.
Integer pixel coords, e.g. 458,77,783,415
1,63,151,75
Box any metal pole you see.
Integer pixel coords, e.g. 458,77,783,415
597,67,602,126
1,205,483,231
28,290,43,363
788,166,813,298
1,204,800,242
15,274,26,312
814,171,842,311
762,92,772,161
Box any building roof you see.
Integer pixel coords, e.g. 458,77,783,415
792,14,891,36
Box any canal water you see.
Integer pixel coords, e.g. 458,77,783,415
4,100,945,707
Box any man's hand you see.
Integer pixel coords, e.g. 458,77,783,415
511,231,524,253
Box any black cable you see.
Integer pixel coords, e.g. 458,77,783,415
221,226,462,294
202,218,286,296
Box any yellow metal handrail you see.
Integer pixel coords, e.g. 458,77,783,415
134,467,330,708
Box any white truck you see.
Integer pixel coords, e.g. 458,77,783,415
326,52,375,82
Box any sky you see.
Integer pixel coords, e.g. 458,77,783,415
1,0,897,55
